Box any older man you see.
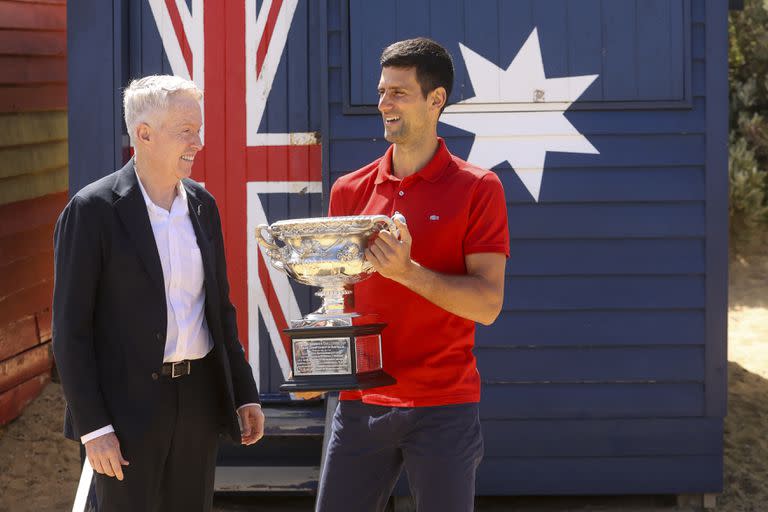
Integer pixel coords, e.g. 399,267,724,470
53,75,264,511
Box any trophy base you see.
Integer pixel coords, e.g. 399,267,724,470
280,322,396,393
279,370,396,393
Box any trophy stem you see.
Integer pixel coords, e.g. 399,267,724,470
311,285,350,317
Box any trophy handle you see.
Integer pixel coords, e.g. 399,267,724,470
255,224,280,250
255,224,289,274
371,214,404,239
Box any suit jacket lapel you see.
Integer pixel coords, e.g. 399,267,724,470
184,182,218,301
112,161,165,297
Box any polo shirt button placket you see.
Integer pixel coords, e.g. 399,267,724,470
398,190,405,197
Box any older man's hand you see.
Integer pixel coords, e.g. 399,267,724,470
238,405,265,445
85,433,130,481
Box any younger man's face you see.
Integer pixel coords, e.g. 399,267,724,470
377,66,433,144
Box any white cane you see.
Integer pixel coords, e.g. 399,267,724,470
72,458,94,512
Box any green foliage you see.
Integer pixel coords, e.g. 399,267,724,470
729,136,768,228
729,0,768,228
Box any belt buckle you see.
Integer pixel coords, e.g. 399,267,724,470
171,360,190,378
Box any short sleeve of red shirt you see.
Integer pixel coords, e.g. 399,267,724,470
464,172,510,257
327,181,346,216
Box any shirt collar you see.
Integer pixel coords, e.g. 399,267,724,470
134,166,188,216
374,137,452,185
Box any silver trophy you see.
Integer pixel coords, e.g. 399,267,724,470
255,215,401,392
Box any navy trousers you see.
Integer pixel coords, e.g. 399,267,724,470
316,401,484,512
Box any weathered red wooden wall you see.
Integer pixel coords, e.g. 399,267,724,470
0,0,68,425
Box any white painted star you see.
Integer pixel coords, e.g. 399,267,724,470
440,28,599,201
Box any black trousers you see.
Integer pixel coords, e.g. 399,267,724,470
316,401,484,512
94,353,223,512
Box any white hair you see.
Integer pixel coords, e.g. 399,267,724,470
123,75,202,145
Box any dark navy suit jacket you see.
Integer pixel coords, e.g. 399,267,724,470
52,160,259,443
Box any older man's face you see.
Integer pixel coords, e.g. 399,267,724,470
150,92,203,180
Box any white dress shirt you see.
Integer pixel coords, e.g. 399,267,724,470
137,171,213,363
81,172,238,444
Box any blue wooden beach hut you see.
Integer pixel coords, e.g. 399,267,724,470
66,0,729,501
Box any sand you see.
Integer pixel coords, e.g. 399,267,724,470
0,383,80,512
1,230,766,512
717,230,768,512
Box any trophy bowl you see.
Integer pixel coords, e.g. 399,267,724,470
255,214,400,392
255,215,397,319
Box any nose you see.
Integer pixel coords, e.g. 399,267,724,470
378,92,392,113
192,133,203,150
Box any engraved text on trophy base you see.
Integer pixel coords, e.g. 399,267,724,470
292,338,352,376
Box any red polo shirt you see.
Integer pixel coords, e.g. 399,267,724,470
328,138,509,407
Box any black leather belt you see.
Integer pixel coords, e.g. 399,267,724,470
160,350,213,379
160,356,209,378
160,360,192,378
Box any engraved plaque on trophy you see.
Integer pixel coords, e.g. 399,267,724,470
255,215,399,392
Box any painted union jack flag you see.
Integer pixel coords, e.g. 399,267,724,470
148,0,322,392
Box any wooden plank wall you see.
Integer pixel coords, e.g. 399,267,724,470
327,0,725,495
0,0,68,426
349,0,688,106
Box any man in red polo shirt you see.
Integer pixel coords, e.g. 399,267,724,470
315,38,509,512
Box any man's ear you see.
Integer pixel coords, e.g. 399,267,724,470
136,123,151,145
431,87,447,111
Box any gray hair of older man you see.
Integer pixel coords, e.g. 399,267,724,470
123,75,202,146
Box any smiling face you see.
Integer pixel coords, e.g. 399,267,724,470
137,91,203,182
378,66,441,146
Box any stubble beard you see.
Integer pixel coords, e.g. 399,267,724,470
383,120,408,144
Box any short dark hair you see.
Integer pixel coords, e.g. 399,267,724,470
380,37,454,103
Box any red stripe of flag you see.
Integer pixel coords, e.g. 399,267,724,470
165,0,194,76
245,145,322,182
257,249,293,363
256,0,284,77
224,0,249,359
190,147,206,183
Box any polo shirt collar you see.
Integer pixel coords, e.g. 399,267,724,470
374,137,452,184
